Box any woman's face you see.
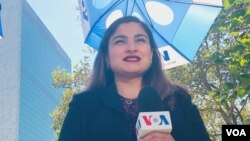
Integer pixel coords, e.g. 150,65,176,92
107,22,152,78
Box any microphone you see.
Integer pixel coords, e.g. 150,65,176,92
135,87,172,139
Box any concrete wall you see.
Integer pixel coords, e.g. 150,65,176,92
0,0,21,141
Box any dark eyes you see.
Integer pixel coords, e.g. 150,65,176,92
113,38,147,45
136,38,146,43
114,39,125,45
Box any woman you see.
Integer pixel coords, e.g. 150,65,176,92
58,16,210,141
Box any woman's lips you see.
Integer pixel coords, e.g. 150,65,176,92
123,55,141,62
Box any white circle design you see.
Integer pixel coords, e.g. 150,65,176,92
145,1,174,25
106,10,123,28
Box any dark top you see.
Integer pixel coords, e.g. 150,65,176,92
119,95,138,141
58,84,210,141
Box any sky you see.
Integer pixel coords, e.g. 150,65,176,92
26,0,88,69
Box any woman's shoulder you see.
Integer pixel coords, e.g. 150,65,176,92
70,89,101,108
164,85,192,110
173,86,192,103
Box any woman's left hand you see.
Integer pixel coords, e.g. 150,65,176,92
138,131,175,141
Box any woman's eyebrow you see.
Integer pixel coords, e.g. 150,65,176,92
111,33,148,42
135,33,148,39
111,35,127,42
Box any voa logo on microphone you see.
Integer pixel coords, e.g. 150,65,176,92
142,115,169,126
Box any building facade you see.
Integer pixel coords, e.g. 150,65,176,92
0,0,71,141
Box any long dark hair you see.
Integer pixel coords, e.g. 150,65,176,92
86,16,183,98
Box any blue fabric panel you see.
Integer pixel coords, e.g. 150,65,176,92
172,5,222,61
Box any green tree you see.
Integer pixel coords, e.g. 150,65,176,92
50,54,93,139
166,0,250,140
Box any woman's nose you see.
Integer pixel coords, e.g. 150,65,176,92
126,41,137,53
